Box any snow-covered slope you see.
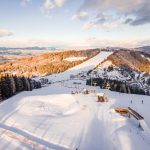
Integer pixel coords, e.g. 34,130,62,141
0,82,150,150
89,50,150,95
46,51,113,82
63,56,87,62
0,51,150,150
90,60,150,95
68,51,112,72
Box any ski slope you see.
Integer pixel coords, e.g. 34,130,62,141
0,51,150,150
67,51,113,72
46,51,113,82
63,56,87,62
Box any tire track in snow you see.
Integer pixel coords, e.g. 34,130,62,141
0,123,70,150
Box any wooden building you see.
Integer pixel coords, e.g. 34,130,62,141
97,93,109,102
82,88,89,94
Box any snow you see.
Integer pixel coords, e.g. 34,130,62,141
94,66,127,81
0,51,150,150
43,51,113,82
64,57,87,62
68,51,113,72
141,54,150,62
98,60,112,69
97,93,105,96
91,58,150,93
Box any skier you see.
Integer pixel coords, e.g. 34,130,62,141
142,100,143,104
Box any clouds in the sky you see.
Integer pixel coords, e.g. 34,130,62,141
21,0,150,28
41,0,68,14
21,0,31,6
0,29,13,38
74,0,150,29
21,0,68,14
85,37,142,48
9,0,149,48
83,13,122,30
72,11,89,21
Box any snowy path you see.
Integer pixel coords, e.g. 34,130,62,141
78,95,113,150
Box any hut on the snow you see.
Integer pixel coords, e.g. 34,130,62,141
97,93,109,102
82,88,89,94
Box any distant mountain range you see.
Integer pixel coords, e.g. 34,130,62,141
104,46,128,51
134,46,150,54
104,46,150,54
0,46,149,58
0,46,56,51
0,47,57,56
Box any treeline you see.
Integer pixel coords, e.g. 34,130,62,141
0,74,41,102
86,77,150,96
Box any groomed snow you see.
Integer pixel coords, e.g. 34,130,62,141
68,51,113,72
0,51,150,150
141,54,150,62
98,60,112,69
0,83,150,150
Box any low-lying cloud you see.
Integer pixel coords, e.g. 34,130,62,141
0,29,14,38
72,11,89,21
41,0,68,15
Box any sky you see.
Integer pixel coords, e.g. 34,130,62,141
0,0,150,48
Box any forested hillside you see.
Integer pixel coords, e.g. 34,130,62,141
87,50,150,96
106,50,150,73
0,49,100,77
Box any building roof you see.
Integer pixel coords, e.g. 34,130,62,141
97,93,105,96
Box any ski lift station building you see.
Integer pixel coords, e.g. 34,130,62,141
97,93,109,102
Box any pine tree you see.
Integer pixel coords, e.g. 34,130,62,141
10,76,16,95
14,75,24,92
1,75,12,99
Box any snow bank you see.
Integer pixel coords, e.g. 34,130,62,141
64,56,87,62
